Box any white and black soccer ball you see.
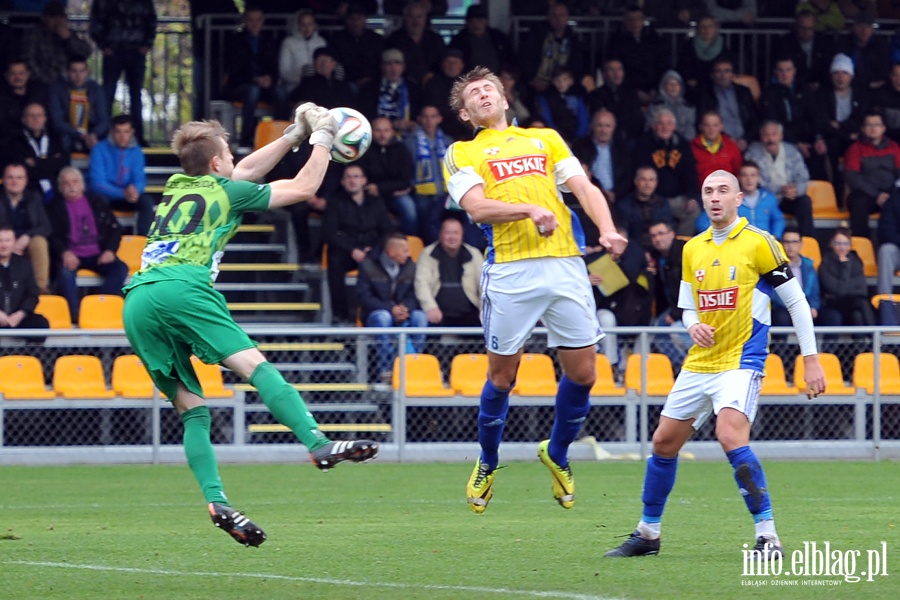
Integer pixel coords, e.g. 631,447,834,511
328,107,372,164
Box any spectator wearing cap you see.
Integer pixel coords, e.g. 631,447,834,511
810,53,870,195
359,49,421,135
278,9,327,101
21,1,92,86
414,212,483,328
836,10,890,90
422,47,470,140
329,4,385,94
448,4,514,74
384,1,446,86
291,47,354,109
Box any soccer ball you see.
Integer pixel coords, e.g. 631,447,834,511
328,107,372,164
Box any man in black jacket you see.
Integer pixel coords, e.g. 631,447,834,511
605,7,667,105
89,0,157,146
760,56,814,147
571,108,633,204
290,47,354,109
4,102,68,199
448,4,513,74
221,5,287,147
358,116,417,235
323,163,395,324
646,220,691,368
0,163,52,293
357,232,426,381
0,59,48,144
48,167,128,321
773,10,833,91
0,224,49,341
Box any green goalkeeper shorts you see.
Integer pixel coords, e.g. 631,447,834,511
123,279,256,400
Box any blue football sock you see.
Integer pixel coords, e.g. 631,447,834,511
478,379,511,470
641,454,679,523
727,446,773,522
547,375,591,467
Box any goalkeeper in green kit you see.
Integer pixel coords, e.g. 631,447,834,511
123,103,378,548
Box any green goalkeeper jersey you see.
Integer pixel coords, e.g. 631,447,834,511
125,173,271,290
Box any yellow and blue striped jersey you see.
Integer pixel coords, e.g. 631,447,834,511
680,218,789,373
443,126,586,264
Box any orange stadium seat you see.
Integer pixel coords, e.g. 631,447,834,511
625,353,674,395
590,354,626,396
760,354,799,395
808,180,849,220
794,353,855,396
190,356,234,398
112,354,157,399
0,355,55,399
392,353,454,396
34,294,72,329
53,355,115,399
513,353,557,396
853,353,900,395
851,236,878,278
253,118,291,150
408,235,424,262
78,294,125,329
801,236,821,269
450,353,489,396
117,235,147,275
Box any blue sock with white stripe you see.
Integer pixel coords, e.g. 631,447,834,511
478,379,511,470
548,376,591,467
727,445,773,523
640,454,678,532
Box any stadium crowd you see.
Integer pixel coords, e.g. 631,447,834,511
2,0,900,346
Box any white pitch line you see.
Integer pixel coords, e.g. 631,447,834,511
2,560,623,600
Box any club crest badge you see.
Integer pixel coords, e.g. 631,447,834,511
695,269,705,282
484,147,501,155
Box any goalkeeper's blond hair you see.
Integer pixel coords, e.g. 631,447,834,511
172,120,229,176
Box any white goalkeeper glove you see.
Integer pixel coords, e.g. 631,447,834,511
282,102,316,149
306,106,339,148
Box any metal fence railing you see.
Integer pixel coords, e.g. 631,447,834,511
1,325,899,465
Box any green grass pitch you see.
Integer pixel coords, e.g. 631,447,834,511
1,460,897,599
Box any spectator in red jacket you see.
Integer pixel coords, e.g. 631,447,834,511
691,110,743,188
844,110,900,237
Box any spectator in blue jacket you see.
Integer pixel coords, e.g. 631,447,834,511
537,67,589,144
88,114,154,234
695,161,785,237
770,225,821,327
48,58,108,154
357,232,427,382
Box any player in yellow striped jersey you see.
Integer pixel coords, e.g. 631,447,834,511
606,170,826,561
444,67,626,513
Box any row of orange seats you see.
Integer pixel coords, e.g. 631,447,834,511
0,355,231,400
393,352,898,397
35,294,124,329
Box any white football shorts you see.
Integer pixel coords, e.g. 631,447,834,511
480,256,603,355
661,369,763,429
